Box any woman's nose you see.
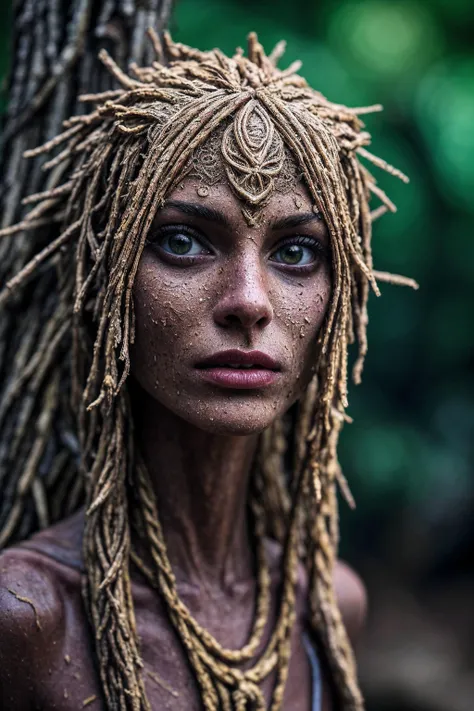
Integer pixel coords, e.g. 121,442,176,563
213,257,273,331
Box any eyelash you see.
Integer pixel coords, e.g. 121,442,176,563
271,235,327,271
146,225,327,271
146,224,213,263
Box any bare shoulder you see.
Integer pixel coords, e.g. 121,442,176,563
0,548,62,708
334,560,367,644
264,540,367,643
0,513,85,709
0,543,71,634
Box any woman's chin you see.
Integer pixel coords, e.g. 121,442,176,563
198,420,268,436
179,400,284,436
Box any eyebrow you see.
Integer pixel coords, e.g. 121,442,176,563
270,212,321,230
162,200,321,232
163,200,228,226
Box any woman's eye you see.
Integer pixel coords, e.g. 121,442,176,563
270,241,318,267
162,231,206,256
150,226,211,259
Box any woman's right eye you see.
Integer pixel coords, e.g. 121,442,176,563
148,226,211,260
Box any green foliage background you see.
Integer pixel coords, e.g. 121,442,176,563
170,0,474,570
1,0,473,574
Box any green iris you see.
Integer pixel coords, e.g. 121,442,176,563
277,244,305,265
168,233,193,255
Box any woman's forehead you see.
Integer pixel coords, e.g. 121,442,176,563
161,177,327,241
176,105,308,227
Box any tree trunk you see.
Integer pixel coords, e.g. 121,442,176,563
0,0,174,369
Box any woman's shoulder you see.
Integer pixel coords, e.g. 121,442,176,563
0,511,85,644
264,538,367,645
0,512,86,707
0,513,84,625
333,560,367,644
12,508,85,570
0,512,104,710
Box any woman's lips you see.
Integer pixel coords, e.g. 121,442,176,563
195,349,281,390
197,367,279,389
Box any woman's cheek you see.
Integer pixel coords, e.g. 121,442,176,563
131,262,192,392
280,279,331,395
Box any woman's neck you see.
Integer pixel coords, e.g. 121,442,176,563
134,389,258,588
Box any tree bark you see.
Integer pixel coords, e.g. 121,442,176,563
0,0,174,368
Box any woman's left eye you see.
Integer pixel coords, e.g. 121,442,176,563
270,238,321,267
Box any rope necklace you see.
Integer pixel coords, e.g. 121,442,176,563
130,459,302,710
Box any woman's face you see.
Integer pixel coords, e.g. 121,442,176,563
131,177,332,435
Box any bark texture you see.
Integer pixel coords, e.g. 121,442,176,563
0,0,173,366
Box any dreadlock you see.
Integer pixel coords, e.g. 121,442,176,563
0,0,173,456
0,30,418,711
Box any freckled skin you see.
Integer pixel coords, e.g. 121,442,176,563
131,178,331,435
0,178,367,711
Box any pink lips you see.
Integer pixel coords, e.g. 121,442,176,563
195,349,281,390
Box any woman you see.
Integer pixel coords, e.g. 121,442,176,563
0,32,416,710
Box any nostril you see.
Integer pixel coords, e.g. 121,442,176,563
256,313,269,327
217,306,272,330
224,314,241,326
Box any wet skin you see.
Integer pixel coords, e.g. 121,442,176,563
0,179,366,710
132,178,332,437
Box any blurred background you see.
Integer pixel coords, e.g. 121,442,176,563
168,2,474,709
1,1,474,709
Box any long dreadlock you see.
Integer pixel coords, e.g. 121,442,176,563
0,31,418,711
0,0,173,542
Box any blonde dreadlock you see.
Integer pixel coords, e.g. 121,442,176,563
0,30,418,711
